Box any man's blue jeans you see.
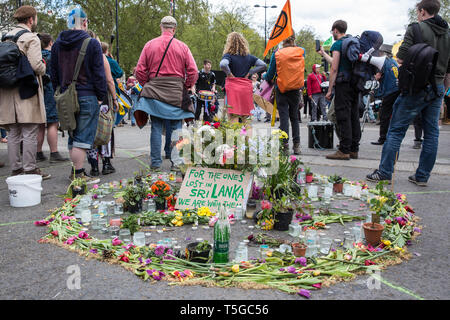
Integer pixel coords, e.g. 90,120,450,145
150,116,181,168
379,84,445,182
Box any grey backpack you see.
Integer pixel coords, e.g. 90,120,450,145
54,38,90,137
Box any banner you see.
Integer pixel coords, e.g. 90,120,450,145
263,0,294,57
175,167,253,213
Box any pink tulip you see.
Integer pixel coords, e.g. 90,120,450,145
112,237,122,246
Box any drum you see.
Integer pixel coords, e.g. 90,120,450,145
198,90,215,102
308,121,334,149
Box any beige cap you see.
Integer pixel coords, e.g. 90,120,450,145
161,16,177,28
13,5,37,20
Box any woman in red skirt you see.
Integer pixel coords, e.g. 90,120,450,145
220,32,266,123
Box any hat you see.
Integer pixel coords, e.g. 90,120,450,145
13,5,37,20
160,16,177,28
67,7,87,29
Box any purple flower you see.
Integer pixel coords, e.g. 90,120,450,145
287,266,297,274
145,259,152,265
89,249,98,254
414,227,421,233
298,289,311,299
295,257,307,267
406,240,412,246
154,245,165,256
301,215,312,221
138,257,143,264
78,231,89,239
146,269,164,281
279,268,285,272
185,237,191,241
166,249,174,256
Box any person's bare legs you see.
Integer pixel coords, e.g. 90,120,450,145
70,147,86,170
47,123,58,153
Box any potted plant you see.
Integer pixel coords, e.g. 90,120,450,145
305,167,313,183
272,196,294,231
291,238,307,257
363,195,388,246
134,168,146,186
186,240,212,263
66,167,87,198
150,180,172,210
328,174,344,193
123,184,147,214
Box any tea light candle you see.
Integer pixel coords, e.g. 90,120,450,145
248,225,254,230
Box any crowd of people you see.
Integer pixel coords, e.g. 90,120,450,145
0,0,448,188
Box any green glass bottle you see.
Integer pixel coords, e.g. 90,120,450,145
213,205,230,263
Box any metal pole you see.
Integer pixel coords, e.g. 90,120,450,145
264,0,267,47
173,0,175,19
115,0,119,63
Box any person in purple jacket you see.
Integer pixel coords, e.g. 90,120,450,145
51,7,107,184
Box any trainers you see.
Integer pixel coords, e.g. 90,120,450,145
70,170,100,185
25,167,51,180
49,152,69,163
413,141,422,149
36,152,47,162
366,169,391,184
349,151,358,159
408,175,427,187
326,150,350,160
371,139,385,145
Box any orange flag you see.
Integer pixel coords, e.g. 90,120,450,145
263,0,294,57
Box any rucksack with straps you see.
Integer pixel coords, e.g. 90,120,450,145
0,29,30,88
398,23,439,97
275,46,305,93
340,31,384,93
54,37,91,137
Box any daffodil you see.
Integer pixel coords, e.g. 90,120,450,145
382,240,391,247
231,264,239,273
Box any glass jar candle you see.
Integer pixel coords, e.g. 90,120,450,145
98,202,108,217
307,185,319,200
234,205,243,221
142,199,149,212
259,245,270,259
320,237,332,255
119,229,131,243
133,232,146,247
114,204,123,215
110,225,120,237
80,208,92,224
91,213,101,230
147,199,156,212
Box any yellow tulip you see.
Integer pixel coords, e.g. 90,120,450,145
231,265,239,273
313,270,321,276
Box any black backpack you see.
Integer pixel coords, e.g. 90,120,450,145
398,23,439,97
0,29,30,88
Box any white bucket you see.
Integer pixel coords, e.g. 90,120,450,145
6,174,43,207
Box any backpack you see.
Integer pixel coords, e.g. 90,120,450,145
0,29,30,88
53,38,91,137
275,46,305,93
398,23,439,97
341,31,384,93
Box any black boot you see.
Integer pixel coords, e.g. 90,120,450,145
102,157,116,175
88,157,100,177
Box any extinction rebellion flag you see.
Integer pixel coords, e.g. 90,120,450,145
263,0,294,57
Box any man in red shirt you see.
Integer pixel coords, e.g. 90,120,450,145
134,16,198,169
307,64,328,121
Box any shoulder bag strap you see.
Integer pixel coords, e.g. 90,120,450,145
155,36,175,78
72,38,91,83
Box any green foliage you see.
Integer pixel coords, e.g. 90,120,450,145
121,214,141,235
195,240,211,252
123,184,147,207
296,27,323,78
328,174,343,184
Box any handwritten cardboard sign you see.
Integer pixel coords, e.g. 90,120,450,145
175,167,253,213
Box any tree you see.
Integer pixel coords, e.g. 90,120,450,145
296,26,322,78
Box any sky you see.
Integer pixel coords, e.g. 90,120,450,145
208,0,414,45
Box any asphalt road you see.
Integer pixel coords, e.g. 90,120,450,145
0,114,449,301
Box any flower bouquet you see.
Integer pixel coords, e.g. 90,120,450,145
150,180,172,210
